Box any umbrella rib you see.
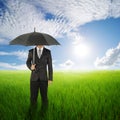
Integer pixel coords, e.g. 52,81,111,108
9,32,60,46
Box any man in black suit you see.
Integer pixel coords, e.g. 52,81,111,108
26,45,53,108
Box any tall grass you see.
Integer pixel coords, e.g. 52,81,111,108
0,70,120,120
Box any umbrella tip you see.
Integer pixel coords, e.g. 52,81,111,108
34,27,36,32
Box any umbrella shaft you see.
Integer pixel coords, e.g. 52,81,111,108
32,48,35,64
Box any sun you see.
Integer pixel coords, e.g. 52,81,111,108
73,43,90,57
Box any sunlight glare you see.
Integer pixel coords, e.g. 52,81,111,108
73,43,90,57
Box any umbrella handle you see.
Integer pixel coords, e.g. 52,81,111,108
32,48,35,65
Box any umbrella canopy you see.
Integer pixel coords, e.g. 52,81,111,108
9,32,60,46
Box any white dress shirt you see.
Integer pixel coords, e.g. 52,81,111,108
37,47,44,58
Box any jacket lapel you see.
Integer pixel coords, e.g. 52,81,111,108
35,47,46,60
40,47,46,59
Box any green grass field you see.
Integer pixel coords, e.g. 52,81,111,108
0,70,120,120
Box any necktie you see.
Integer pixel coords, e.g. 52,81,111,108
38,49,41,58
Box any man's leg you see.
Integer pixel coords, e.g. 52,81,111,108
30,81,39,105
39,81,48,107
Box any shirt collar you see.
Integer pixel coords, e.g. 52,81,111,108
36,46,44,52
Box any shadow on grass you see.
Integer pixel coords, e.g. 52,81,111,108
25,103,48,120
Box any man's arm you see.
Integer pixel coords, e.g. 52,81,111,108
26,51,32,70
47,51,53,81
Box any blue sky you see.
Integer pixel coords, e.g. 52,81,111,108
0,0,120,70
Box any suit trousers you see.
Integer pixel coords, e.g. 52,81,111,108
30,79,48,106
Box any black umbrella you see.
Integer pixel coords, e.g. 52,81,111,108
9,30,60,64
9,31,60,46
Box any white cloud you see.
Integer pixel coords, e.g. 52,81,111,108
59,59,75,70
111,0,120,18
0,62,27,70
66,30,86,45
0,51,28,61
31,0,120,25
0,38,8,44
0,0,120,44
94,42,120,68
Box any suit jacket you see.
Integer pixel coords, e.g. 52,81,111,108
26,47,53,81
